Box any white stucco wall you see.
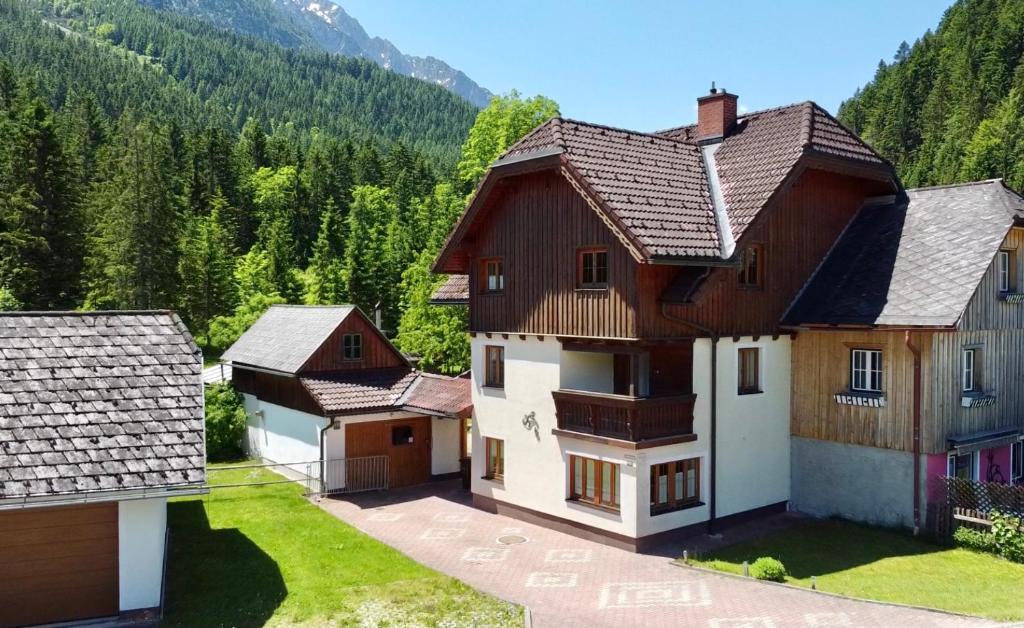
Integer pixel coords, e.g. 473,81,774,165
243,398,328,476
559,351,614,393
118,498,167,611
431,416,462,475
712,336,792,517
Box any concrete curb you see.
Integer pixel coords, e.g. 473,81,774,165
671,560,1007,625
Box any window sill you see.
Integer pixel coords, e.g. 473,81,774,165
834,391,886,408
737,389,763,396
961,393,997,408
480,291,505,297
481,475,504,486
575,287,609,293
999,292,1024,304
566,498,620,515
481,385,505,391
650,500,704,517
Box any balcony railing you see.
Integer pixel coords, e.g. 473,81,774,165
552,389,696,443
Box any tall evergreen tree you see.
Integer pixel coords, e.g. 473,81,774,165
177,197,238,338
305,200,346,305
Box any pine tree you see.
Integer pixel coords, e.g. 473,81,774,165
177,197,239,339
341,185,395,318
306,200,347,305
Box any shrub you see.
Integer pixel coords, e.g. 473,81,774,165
990,511,1024,563
953,526,996,554
750,556,787,582
204,382,248,461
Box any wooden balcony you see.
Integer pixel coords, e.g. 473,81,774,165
552,389,697,447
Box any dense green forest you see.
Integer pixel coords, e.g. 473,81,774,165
839,0,1024,189
0,0,558,373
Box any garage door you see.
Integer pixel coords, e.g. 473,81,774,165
346,417,432,488
0,503,119,628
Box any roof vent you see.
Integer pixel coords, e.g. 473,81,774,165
697,82,738,143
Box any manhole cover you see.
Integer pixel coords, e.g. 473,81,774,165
497,534,528,545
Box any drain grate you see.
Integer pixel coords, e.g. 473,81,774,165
497,534,528,545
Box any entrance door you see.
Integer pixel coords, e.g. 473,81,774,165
345,417,431,488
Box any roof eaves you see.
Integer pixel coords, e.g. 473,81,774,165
492,146,564,168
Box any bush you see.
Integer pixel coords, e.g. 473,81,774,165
750,556,787,582
204,382,247,461
991,511,1024,563
953,526,997,554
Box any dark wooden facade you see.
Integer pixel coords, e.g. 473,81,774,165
233,368,323,416
301,311,406,372
464,168,892,339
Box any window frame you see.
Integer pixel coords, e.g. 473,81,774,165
947,451,979,482
568,454,619,511
577,247,610,290
962,347,977,393
650,457,701,515
342,333,363,361
484,345,505,389
484,437,504,482
480,257,505,294
737,347,762,395
390,424,414,447
850,348,883,393
1012,441,1023,485
997,250,1011,293
737,243,765,288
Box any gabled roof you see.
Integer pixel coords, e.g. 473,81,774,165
784,180,1024,327
0,311,205,502
300,368,471,418
222,305,356,373
430,274,469,305
435,101,894,272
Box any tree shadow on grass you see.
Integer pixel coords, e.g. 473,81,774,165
163,499,286,628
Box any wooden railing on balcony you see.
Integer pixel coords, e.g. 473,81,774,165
552,389,696,443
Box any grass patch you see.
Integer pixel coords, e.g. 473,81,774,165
165,466,520,627
689,519,1024,621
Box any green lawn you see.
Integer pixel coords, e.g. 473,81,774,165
164,466,520,627
689,519,1024,621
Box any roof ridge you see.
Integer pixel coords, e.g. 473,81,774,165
0,309,175,317
556,116,698,148
269,304,354,309
798,101,814,148
653,100,815,136
907,178,1006,193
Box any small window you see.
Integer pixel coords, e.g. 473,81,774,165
391,424,414,446
650,458,700,515
850,349,882,393
484,437,504,481
948,451,977,481
1012,441,1023,485
738,244,764,287
343,333,362,360
737,347,761,395
481,258,504,293
962,348,979,393
484,345,504,388
569,455,618,510
997,250,1014,293
577,248,609,289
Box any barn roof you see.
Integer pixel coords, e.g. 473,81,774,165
221,305,355,373
0,311,205,503
785,180,1024,327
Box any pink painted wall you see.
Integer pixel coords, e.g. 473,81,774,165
926,453,948,504
982,446,1012,484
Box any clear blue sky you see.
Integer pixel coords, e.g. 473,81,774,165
342,0,951,131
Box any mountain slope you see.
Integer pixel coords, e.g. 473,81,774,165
3,0,477,165
140,0,493,107
838,0,1024,189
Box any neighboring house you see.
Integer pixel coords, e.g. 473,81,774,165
430,87,1023,549
0,311,205,627
221,305,471,490
784,180,1024,528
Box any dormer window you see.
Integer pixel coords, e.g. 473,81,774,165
577,248,608,289
738,244,764,288
343,333,362,360
481,258,504,293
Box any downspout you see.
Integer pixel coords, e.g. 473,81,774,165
318,417,337,495
661,303,720,533
905,331,922,534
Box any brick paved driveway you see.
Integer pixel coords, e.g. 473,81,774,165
319,482,995,628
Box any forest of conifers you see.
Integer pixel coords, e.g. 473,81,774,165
0,0,557,374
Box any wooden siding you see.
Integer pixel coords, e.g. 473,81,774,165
959,227,1024,331
0,503,118,628
468,171,638,337
926,329,1024,453
651,170,890,337
233,367,323,416
301,311,405,373
791,330,933,452
345,417,431,487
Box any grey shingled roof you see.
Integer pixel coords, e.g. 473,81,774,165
784,180,1024,327
0,311,204,501
221,305,354,373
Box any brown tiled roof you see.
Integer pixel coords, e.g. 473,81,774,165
784,180,1024,327
402,373,471,418
301,367,417,415
430,274,469,304
0,311,205,502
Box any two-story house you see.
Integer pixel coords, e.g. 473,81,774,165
431,88,903,550
784,179,1024,530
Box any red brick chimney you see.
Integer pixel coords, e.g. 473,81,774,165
697,83,738,142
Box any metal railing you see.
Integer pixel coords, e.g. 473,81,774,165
207,456,389,496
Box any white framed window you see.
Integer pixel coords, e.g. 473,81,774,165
947,451,978,481
1012,441,1023,485
962,348,976,392
997,251,1011,293
850,349,882,393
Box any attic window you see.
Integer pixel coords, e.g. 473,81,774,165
738,244,764,288
343,333,362,360
998,250,1015,293
481,258,504,294
578,248,609,289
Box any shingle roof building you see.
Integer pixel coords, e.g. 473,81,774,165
221,305,355,373
0,311,205,503
785,180,1024,327
430,274,469,304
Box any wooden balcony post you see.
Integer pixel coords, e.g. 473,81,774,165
628,407,639,441
588,404,597,433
